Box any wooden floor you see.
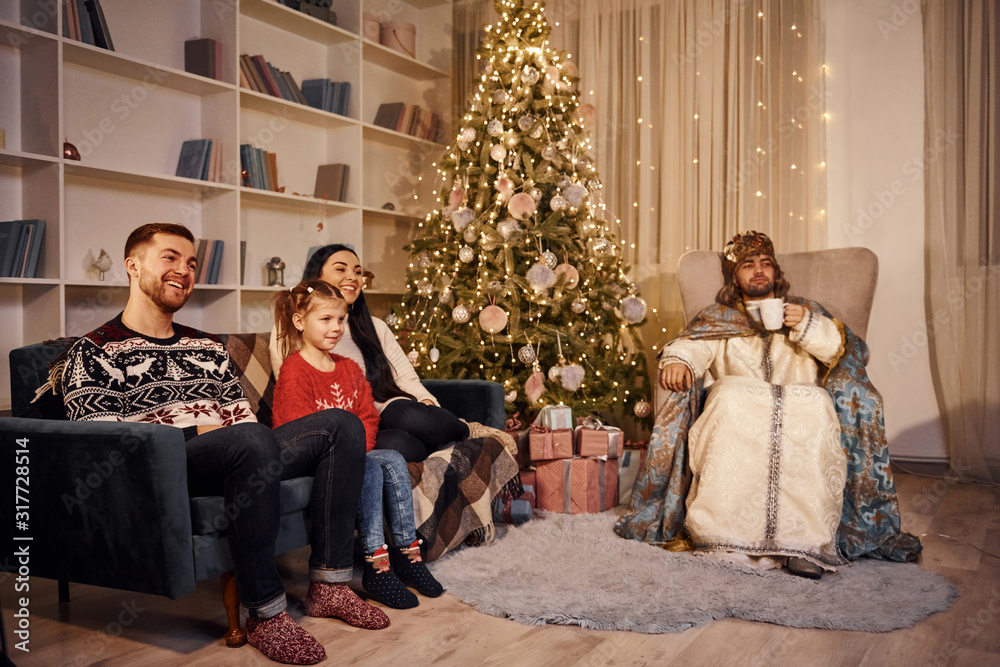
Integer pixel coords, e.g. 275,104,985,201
2,470,999,667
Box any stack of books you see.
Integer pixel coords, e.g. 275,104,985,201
239,54,307,105
194,239,225,285
175,139,224,182
301,79,351,116
184,38,223,81
314,163,349,202
64,0,114,50
240,144,280,191
372,102,440,142
0,220,46,278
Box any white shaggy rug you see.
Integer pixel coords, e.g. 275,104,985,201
430,511,958,633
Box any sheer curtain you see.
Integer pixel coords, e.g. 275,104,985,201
922,0,999,482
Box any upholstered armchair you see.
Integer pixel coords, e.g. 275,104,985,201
0,333,508,647
657,247,878,409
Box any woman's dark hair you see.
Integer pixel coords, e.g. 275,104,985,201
303,244,414,403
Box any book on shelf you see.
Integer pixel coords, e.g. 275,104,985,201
314,163,349,203
301,79,350,115
75,0,94,45
184,38,222,81
0,220,45,278
208,240,224,285
372,102,440,141
195,239,209,284
84,0,114,51
64,0,79,41
240,144,281,192
175,139,223,182
373,102,405,130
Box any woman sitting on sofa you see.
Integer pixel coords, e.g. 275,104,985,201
269,244,474,462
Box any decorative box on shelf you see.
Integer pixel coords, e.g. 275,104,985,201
535,457,618,514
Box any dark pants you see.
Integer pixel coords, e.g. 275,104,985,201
185,409,366,617
373,399,470,462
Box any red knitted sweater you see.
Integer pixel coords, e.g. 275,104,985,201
272,350,380,451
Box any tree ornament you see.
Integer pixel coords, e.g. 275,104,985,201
526,263,557,292
487,280,504,295
429,347,441,363
439,289,454,305
517,345,536,364
530,125,543,139
496,176,515,200
407,350,420,366
490,144,507,162
548,365,562,381
478,304,508,333
559,175,573,188
492,89,507,104
559,364,585,391
541,145,557,160
487,119,503,136
497,218,523,240
555,262,579,288
634,400,652,418
452,304,470,323
574,103,597,128
564,184,587,208
550,195,568,211
518,114,535,131
588,237,612,255
621,295,648,324
527,187,543,202
459,245,475,263
417,251,434,269
451,206,474,230
449,186,465,207
507,192,537,220
385,312,399,327
505,389,518,403
463,226,479,243
588,177,603,191
564,60,580,78
417,280,434,297
521,65,539,84
458,127,476,148
571,297,587,313
525,366,546,403
544,64,560,86
541,250,558,268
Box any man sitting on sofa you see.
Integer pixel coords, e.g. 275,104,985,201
61,223,387,666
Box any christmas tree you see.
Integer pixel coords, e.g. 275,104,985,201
388,0,652,425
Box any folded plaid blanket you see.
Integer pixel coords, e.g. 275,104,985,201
409,437,521,561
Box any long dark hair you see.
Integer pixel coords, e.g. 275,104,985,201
303,244,414,403
717,254,791,309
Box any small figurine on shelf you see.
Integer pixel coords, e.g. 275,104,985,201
93,249,113,280
63,139,81,161
267,257,286,287
362,269,375,290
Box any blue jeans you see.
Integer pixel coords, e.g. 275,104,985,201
356,449,418,553
374,399,470,462
185,409,366,618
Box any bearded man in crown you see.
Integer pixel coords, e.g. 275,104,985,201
615,231,921,578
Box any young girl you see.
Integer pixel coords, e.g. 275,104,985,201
271,280,443,609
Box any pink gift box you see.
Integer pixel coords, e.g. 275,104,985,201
528,426,573,461
574,425,623,459
535,457,618,514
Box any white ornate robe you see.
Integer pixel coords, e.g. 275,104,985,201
659,310,847,568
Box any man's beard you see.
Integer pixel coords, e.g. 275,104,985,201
742,278,774,299
139,271,190,314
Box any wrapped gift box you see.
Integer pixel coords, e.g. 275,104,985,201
536,458,618,514
618,445,648,504
492,484,535,524
574,424,624,459
528,426,573,461
519,468,535,491
537,404,573,430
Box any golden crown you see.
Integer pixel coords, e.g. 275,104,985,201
723,230,775,265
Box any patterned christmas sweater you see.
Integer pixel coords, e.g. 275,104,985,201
273,350,380,451
61,314,256,430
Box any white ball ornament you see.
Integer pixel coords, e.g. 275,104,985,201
490,144,507,162
517,345,536,364
439,289,454,305
487,119,503,136
385,312,399,327
530,125,543,139
564,184,587,208
550,195,569,212
548,365,562,381
505,389,518,403
452,304,470,323
634,400,652,418
458,127,476,148
528,187,543,202
521,66,539,84
478,305,508,333
541,145,557,161
621,295,648,324
463,226,478,243
571,297,587,313
541,250,558,268
492,89,507,104
518,115,535,131
555,263,579,289
458,246,475,263
407,350,420,366
417,281,434,297
507,193,537,220
429,347,440,363
526,263,557,292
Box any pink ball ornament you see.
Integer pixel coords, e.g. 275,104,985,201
496,176,515,201
563,60,580,78
575,103,597,129
508,192,537,220
554,263,579,289
478,304,509,333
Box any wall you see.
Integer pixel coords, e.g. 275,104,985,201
825,0,947,461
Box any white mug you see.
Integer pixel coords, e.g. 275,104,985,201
757,298,785,330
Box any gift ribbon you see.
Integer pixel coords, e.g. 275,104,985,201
562,459,573,513
506,411,523,431
531,424,557,460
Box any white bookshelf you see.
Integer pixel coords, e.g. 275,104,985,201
0,0,452,410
